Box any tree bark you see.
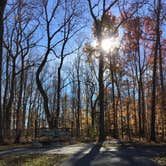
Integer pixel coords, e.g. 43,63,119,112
150,0,161,142
0,0,7,144
36,50,53,129
15,56,24,143
5,58,16,138
98,53,105,141
76,57,81,137
126,80,131,140
110,64,118,138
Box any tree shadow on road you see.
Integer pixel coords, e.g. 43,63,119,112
73,142,103,166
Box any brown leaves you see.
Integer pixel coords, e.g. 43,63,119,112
83,42,96,62
92,12,118,37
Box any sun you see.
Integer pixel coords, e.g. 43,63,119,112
101,38,111,53
101,37,120,53
91,37,120,53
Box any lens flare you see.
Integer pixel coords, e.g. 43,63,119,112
101,37,120,53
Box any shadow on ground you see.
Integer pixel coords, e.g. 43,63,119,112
73,142,103,166
61,141,166,166
0,141,165,166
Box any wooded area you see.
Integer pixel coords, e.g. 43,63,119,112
0,0,165,145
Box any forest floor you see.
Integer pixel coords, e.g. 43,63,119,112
0,139,165,166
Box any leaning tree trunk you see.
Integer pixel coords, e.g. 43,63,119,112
36,50,53,129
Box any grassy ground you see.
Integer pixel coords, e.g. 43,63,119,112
0,154,67,166
152,156,166,166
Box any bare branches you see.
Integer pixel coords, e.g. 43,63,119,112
87,0,98,24
103,0,118,15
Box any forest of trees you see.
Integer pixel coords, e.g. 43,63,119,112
0,0,165,144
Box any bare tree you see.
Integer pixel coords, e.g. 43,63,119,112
55,0,82,128
36,0,80,129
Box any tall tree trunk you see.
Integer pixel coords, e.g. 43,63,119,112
98,53,105,141
137,38,145,138
90,96,98,130
71,78,76,137
85,83,89,136
138,82,142,139
76,84,80,137
56,56,64,128
2,54,9,138
56,67,61,128
110,66,118,138
158,27,165,140
96,24,105,142
140,80,146,137
35,96,40,139
15,56,24,143
22,71,28,132
36,50,53,129
118,87,123,139
120,97,123,139
0,0,7,144
76,63,81,137
90,99,95,129
5,58,16,138
126,80,131,140
150,0,161,142
133,86,138,136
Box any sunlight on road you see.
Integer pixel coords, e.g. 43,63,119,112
43,143,118,155
107,147,118,152
44,144,93,155
100,146,118,152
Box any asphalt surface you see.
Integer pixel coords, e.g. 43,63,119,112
0,140,165,166
61,141,166,166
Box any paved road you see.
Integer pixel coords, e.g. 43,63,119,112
0,140,165,166
0,143,94,156
61,140,166,166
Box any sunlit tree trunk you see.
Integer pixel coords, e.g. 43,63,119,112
22,71,28,133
